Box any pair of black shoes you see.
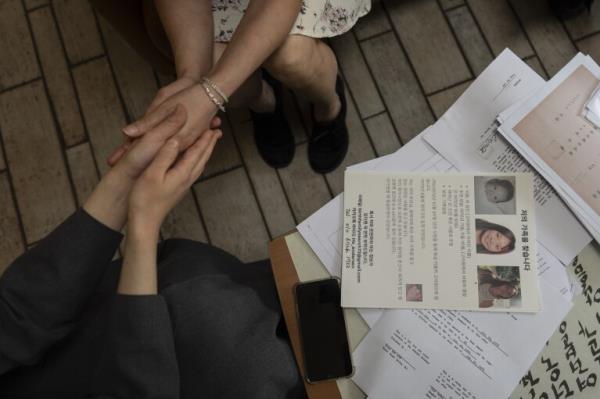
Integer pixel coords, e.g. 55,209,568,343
250,72,348,174
548,0,594,20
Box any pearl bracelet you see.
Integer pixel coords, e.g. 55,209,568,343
202,77,229,104
200,81,226,113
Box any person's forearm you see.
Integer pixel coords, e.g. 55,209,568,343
83,170,133,232
155,0,214,80
118,222,160,295
207,0,302,96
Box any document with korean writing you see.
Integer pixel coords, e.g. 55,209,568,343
341,172,540,312
422,49,591,265
352,278,572,399
510,244,600,399
499,55,600,243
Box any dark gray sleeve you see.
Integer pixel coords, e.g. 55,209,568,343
0,208,123,375
88,295,180,399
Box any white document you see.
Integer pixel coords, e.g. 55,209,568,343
423,49,591,265
584,82,600,127
510,243,600,399
298,134,454,326
341,171,541,312
299,136,451,280
352,278,572,399
498,54,600,243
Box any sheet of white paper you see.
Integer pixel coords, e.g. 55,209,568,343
536,243,576,301
423,49,591,265
498,54,600,243
352,278,572,399
299,133,452,278
298,134,454,326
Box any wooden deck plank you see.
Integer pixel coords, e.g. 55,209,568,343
52,0,103,64
0,81,76,243
24,0,49,9
510,0,577,76
353,1,391,41
194,168,270,262
29,7,86,147
524,56,548,79
325,86,376,195
99,17,158,121
0,139,5,170
331,32,385,118
364,112,401,156
73,57,127,176
467,0,534,58
384,0,471,93
161,191,208,243
229,109,296,238
428,80,472,119
0,0,39,89
440,0,464,9
201,114,242,178
278,143,331,223
65,142,99,205
447,6,493,76
563,4,600,40
0,173,24,276
576,33,600,64
361,32,434,143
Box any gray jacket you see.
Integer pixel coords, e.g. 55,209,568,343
0,209,305,398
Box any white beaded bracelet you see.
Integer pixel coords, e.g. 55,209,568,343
201,82,226,113
202,77,229,104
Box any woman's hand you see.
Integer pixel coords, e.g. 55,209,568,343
83,105,194,232
106,79,221,168
119,80,219,161
117,124,221,296
127,128,222,234
109,104,190,179
145,76,199,114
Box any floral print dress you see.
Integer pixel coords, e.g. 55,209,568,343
212,0,372,41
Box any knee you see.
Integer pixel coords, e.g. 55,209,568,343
264,36,317,82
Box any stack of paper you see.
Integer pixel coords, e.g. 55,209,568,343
496,54,600,243
584,82,600,127
296,49,594,398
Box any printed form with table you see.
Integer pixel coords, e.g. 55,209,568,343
295,49,600,398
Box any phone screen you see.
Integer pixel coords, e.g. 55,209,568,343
295,278,353,383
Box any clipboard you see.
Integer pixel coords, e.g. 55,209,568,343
269,234,342,399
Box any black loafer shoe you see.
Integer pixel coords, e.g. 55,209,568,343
250,71,295,168
308,75,349,174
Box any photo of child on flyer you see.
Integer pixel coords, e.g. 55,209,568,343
474,176,516,215
475,219,516,254
477,266,521,309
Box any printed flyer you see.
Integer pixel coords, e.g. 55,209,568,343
341,172,540,312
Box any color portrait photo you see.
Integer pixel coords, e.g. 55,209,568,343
477,266,521,309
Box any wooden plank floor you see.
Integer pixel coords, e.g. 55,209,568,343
1,0,599,266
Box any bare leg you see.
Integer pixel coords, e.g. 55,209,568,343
263,36,341,123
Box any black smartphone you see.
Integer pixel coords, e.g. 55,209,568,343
294,278,353,383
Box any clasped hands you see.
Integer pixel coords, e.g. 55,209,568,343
86,76,221,236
